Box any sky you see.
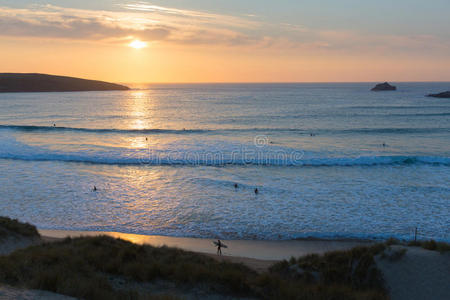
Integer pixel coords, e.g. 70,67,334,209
0,0,450,83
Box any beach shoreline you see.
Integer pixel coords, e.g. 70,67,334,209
39,228,374,261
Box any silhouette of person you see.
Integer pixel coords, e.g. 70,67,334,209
93,186,97,191
53,123,56,127
254,188,259,194
234,183,238,189
216,239,223,256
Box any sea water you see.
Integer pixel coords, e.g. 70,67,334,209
0,83,449,241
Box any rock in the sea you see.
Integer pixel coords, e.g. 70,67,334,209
371,82,397,91
427,91,450,98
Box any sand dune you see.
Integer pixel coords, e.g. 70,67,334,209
377,245,450,300
2,228,449,300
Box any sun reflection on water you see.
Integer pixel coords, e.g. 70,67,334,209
126,90,154,148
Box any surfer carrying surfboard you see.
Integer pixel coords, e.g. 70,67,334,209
216,240,223,255
214,239,226,255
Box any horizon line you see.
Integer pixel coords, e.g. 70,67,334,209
124,81,450,85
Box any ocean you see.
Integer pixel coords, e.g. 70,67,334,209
0,83,449,241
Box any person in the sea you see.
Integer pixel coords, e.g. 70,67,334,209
93,186,97,191
234,183,238,189
254,188,258,194
216,239,223,256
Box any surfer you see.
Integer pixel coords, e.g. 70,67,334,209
93,186,97,192
213,239,227,255
254,188,258,194
234,183,238,189
216,239,223,255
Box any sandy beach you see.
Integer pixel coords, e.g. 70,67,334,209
39,229,372,261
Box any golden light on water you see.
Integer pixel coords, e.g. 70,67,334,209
127,90,152,148
128,39,147,49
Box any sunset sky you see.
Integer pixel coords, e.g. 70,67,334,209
1,0,450,83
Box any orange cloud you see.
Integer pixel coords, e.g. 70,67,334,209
0,4,449,56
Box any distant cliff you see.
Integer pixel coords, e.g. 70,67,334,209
0,73,129,92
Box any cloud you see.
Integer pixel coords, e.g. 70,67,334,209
120,2,259,29
0,5,172,42
0,2,448,56
0,15,170,41
0,4,259,46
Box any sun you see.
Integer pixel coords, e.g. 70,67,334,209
128,39,147,49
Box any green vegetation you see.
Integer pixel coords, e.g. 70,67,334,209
0,235,390,300
7,218,434,299
408,240,450,253
383,236,450,253
0,236,255,299
268,244,388,300
0,216,39,238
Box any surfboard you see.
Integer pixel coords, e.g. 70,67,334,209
213,241,228,248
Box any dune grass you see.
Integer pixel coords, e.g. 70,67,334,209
0,216,39,239
384,236,450,253
3,217,447,299
0,217,393,299
0,236,256,299
407,240,450,253
267,244,388,300
0,235,390,300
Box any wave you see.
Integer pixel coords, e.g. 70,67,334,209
348,105,450,110
335,128,450,134
0,150,449,167
1,124,449,135
0,125,208,134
